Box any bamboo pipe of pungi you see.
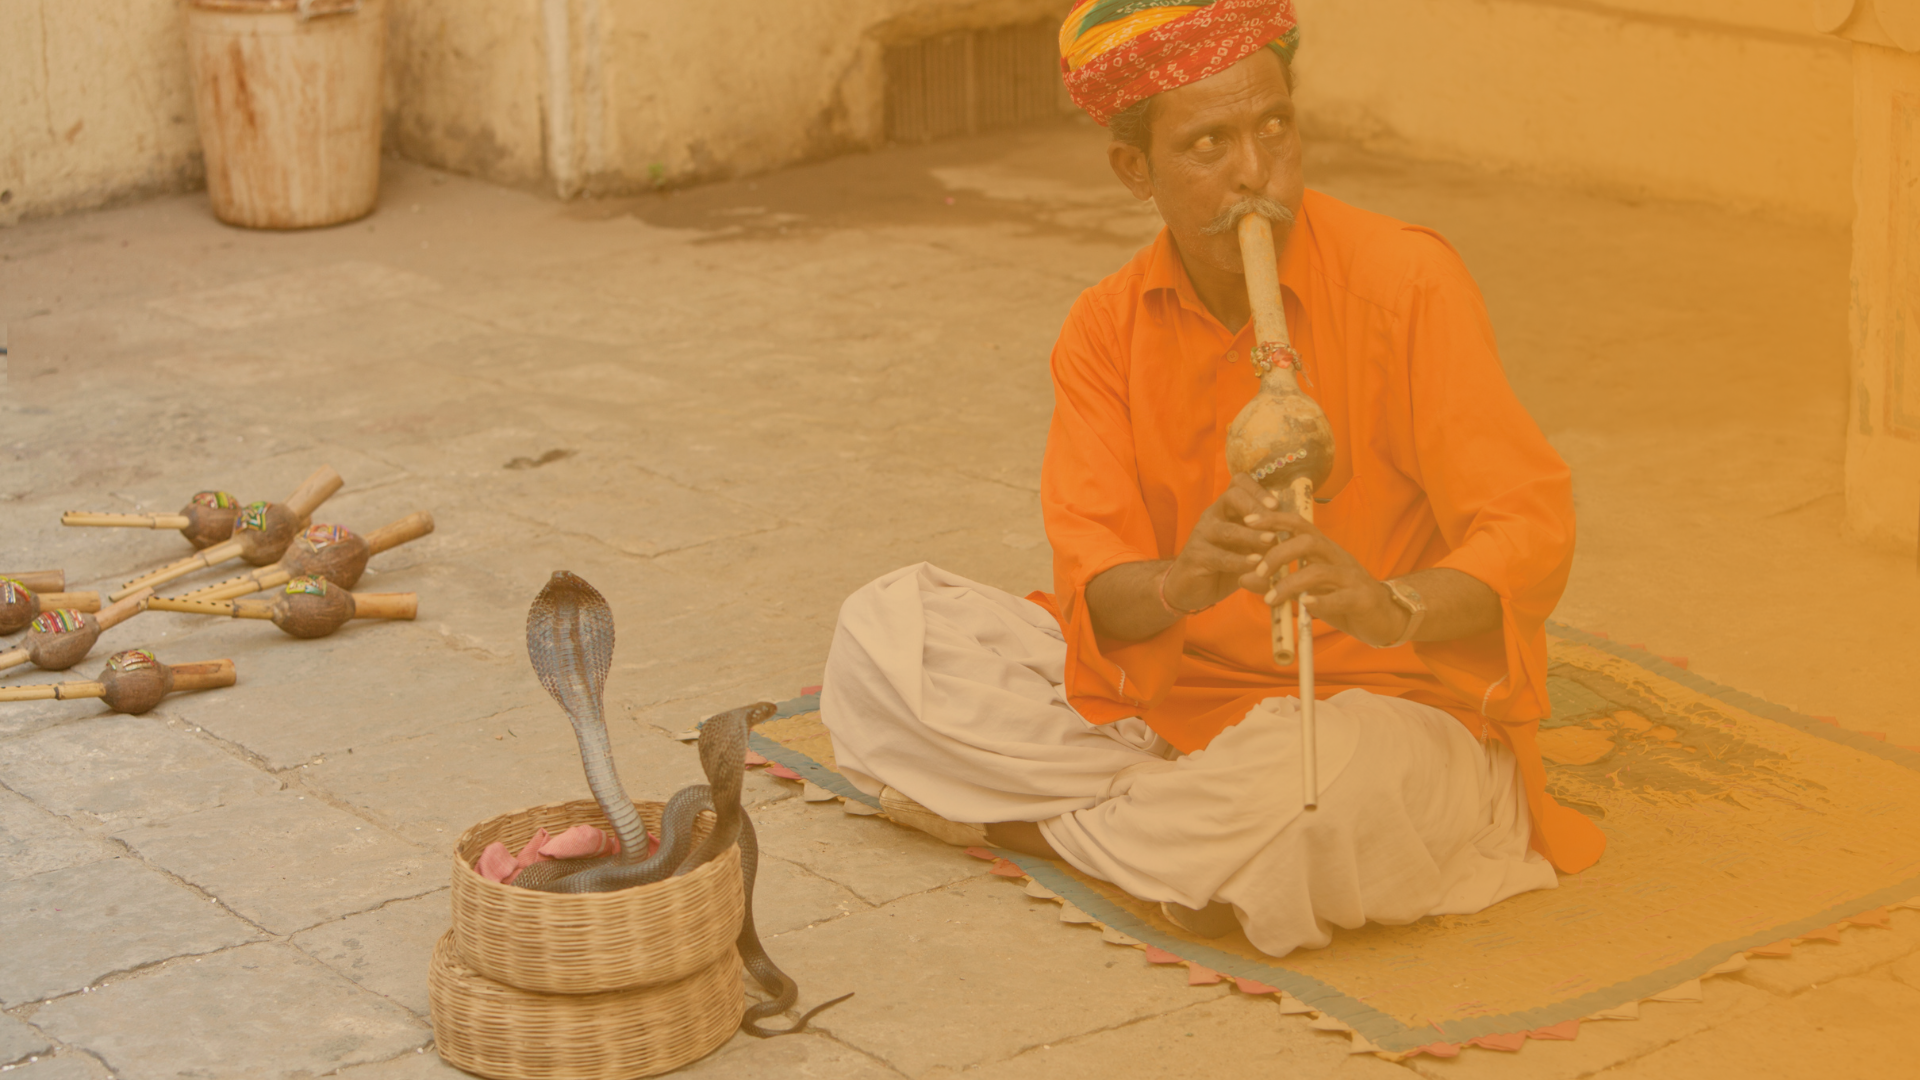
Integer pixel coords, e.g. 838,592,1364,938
0,577,102,635
0,571,68,593
109,466,343,601
62,490,245,550
0,590,153,676
0,652,236,715
173,511,435,602
1222,212,1335,809
146,577,417,639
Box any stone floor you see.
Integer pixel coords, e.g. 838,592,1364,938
0,118,1916,1079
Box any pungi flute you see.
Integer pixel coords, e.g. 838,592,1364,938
1223,212,1335,809
109,466,343,601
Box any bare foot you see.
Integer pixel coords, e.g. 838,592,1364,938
984,820,1059,860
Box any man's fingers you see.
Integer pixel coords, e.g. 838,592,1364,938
1200,517,1278,554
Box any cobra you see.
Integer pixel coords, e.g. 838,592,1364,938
516,571,851,1037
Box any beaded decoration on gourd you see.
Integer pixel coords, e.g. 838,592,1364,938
30,609,87,635
191,491,238,509
108,648,161,672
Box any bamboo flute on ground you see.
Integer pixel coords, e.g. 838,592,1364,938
147,576,417,639
62,490,244,549
1222,212,1336,809
175,511,434,601
0,590,153,676
1,577,101,635
0,652,236,715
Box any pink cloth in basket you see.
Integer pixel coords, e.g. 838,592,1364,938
476,824,653,885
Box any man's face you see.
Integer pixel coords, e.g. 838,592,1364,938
1108,48,1304,276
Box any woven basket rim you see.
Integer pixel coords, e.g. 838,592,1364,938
453,798,736,902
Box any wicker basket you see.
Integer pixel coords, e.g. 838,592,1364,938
429,931,742,1080
451,799,744,994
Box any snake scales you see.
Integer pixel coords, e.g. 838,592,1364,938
518,571,850,1037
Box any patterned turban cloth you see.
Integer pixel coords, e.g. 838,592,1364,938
1058,0,1300,126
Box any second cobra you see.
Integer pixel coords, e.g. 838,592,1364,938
518,571,850,1037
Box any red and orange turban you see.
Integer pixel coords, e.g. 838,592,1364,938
1059,0,1300,126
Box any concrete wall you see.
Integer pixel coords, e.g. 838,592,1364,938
0,0,202,226
0,0,1866,226
1290,0,1856,224
1831,2,1920,548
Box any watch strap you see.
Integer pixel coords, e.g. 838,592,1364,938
1378,578,1426,649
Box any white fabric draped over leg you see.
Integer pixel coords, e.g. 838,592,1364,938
821,562,1557,958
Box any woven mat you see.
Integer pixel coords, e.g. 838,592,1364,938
743,623,1920,1059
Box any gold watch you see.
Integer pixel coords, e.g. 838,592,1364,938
1374,578,1426,649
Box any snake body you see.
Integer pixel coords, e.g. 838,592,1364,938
520,572,849,1037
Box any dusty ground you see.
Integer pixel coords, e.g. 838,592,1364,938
1,117,1917,1079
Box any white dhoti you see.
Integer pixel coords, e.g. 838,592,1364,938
820,563,1558,958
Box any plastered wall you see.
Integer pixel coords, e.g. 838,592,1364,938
0,0,202,226
0,0,1866,222
1290,0,1855,224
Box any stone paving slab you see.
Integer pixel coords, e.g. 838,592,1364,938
765,875,1216,1077
112,792,436,936
751,797,984,908
0,857,260,1006
1405,979,1775,1080
1891,949,1920,990
290,891,452,1018
919,995,1405,1080
328,1048,471,1078
0,715,280,829
0,1053,111,1080
1592,976,1920,1078
674,1031,904,1079
750,854,876,938
32,942,428,1080
0,1012,54,1065
0,787,114,884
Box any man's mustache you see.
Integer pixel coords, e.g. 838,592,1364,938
1201,197,1295,236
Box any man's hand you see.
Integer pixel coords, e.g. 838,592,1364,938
1159,475,1292,613
1243,508,1407,646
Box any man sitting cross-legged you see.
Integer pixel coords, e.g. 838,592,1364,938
820,0,1605,956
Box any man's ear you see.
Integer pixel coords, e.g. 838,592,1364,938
1107,142,1155,203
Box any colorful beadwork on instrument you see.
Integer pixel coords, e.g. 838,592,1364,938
107,649,161,672
236,501,271,532
285,575,328,596
301,524,352,550
1250,342,1301,375
0,578,22,605
192,491,238,509
1250,450,1310,482
31,609,87,634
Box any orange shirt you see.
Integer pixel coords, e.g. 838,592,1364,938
1035,190,1605,873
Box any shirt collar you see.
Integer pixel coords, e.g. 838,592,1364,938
1142,196,1314,332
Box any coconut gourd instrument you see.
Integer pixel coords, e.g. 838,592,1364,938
62,490,245,550
174,511,434,602
108,466,344,601
1222,212,1334,810
146,576,417,639
0,651,236,715
0,590,153,676
1,577,101,635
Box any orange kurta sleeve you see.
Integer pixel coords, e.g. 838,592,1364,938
1392,231,1603,872
1039,289,1186,723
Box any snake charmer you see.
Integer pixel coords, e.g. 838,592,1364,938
819,0,1605,955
